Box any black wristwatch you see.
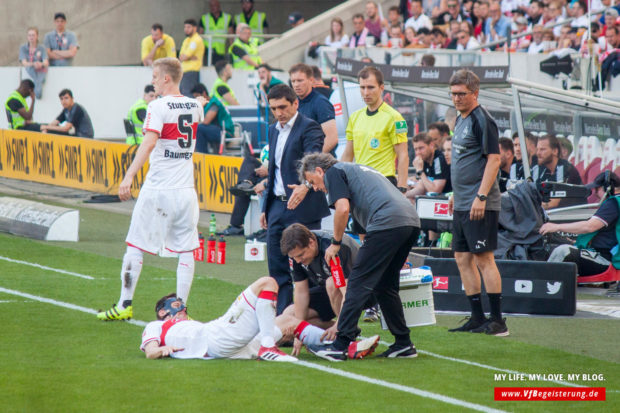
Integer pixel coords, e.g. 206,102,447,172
476,193,487,201
415,171,422,178
303,180,312,190
398,186,407,193
331,238,342,246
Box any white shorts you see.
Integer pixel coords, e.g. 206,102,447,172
204,287,281,359
126,187,199,255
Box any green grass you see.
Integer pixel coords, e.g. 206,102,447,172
0,201,619,412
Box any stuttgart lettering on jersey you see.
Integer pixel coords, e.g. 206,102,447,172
166,101,200,110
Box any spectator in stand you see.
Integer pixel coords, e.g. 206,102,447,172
310,66,332,99
602,9,619,36
430,28,448,48
403,26,421,48
511,16,531,51
599,26,620,87
435,0,465,25
41,89,94,139
528,25,548,53
289,63,338,154
234,0,268,44
472,1,489,42
179,19,205,97
498,137,515,193
324,18,349,48
212,61,239,106
501,0,529,16
257,63,283,98
388,6,403,30
126,85,157,145
4,79,40,131
444,21,461,48
405,0,433,32
229,23,262,70
427,121,451,149
141,23,176,66
288,12,305,28
528,0,545,27
43,12,78,66
191,83,234,154
198,0,234,66
570,1,590,28
385,24,406,47
349,13,371,47
416,27,433,47
600,25,620,61
365,1,389,44
406,132,452,199
19,27,48,99
456,29,481,50
545,1,565,38
532,134,584,209
485,1,511,43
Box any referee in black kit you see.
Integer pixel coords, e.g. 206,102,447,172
447,69,508,336
298,153,421,361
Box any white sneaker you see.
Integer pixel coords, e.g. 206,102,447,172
258,346,298,362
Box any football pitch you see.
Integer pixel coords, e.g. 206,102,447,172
1,197,619,412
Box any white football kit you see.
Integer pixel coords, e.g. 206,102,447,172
126,95,203,254
141,287,281,359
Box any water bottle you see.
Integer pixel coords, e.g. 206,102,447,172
209,213,217,235
330,256,346,288
207,234,216,263
194,232,204,262
217,236,226,264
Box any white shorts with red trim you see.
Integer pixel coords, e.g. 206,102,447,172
126,186,199,255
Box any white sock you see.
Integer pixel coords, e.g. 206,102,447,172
255,290,277,348
295,321,325,346
117,247,143,309
176,252,195,304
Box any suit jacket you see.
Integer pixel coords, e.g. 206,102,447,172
263,112,330,222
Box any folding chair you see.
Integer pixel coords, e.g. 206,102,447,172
123,118,139,145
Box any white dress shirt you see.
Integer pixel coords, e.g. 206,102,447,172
273,112,299,196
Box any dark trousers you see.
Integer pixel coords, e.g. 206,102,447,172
17,123,41,132
196,123,222,154
335,225,420,348
230,156,262,227
180,71,200,97
266,199,320,314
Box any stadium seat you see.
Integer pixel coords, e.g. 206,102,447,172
574,136,588,174
614,140,620,170
218,122,246,156
601,138,615,172
585,136,602,166
577,264,620,284
585,158,602,203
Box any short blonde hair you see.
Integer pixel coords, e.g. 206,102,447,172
153,57,182,84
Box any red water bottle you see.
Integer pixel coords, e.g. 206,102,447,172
217,236,226,264
194,232,204,261
330,256,346,288
207,234,216,263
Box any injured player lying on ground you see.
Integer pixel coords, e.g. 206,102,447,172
140,276,380,362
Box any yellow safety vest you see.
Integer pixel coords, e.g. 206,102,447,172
211,78,237,106
228,38,262,71
234,11,266,44
4,90,28,129
201,12,231,55
127,98,147,144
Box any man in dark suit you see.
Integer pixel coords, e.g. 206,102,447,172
260,84,330,314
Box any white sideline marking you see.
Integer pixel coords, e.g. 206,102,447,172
295,360,506,412
0,287,502,412
577,303,620,319
0,255,94,280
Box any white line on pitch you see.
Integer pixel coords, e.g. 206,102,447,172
0,286,504,412
0,255,94,280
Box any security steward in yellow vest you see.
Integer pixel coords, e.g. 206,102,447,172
229,23,262,71
4,79,41,131
126,84,157,145
211,60,239,106
235,0,268,44
199,0,233,65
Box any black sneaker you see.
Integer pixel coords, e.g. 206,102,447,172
246,229,267,242
229,180,255,197
473,318,509,336
307,343,347,362
378,343,418,358
217,225,244,236
448,317,488,333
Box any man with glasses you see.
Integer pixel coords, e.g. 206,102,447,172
447,69,508,337
455,29,480,50
435,1,464,25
